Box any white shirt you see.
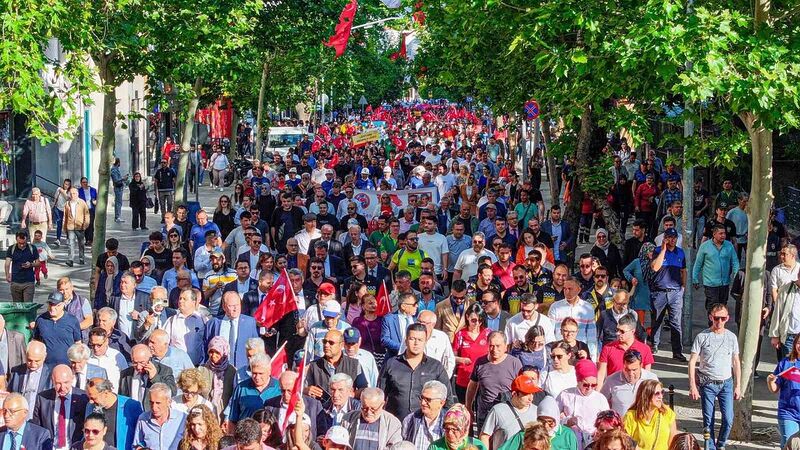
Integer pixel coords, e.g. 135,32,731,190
162,311,208,364
294,228,321,255
89,348,127,393
117,295,136,337
540,368,577,398
454,248,498,281
399,329,455,378
504,312,556,346
548,298,599,360
417,232,449,275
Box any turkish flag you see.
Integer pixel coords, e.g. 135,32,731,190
254,269,298,329
326,153,340,168
323,0,358,58
270,342,288,378
312,136,324,152
780,367,800,383
280,352,307,433
375,281,391,317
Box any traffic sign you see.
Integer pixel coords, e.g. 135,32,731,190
524,100,540,120
358,96,368,106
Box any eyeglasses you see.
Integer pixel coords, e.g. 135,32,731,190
88,342,106,348
322,339,340,346
561,329,578,335
451,295,465,301
361,405,381,414
653,391,664,397
594,274,608,279
83,428,103,436
402,302,419,307
183,390,200,397
581,382,598,388
550,353,566,359
579,264,592,268
616,328,631,334
481,299,497,305
420,395,440,404
3,408,25,416
712,316,729,322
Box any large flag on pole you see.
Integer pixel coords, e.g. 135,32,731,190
375,280,391,317
280,351,307,433
323,0,359,58
270,342,288,378
254,269,298,329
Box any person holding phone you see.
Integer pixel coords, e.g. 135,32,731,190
4,231,41,302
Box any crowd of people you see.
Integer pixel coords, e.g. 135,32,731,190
0,102,797,450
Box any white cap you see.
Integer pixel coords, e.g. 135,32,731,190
289,167,297,173
361,168,370,175
383,166,392,173
324,426,352,449
322,301,342,318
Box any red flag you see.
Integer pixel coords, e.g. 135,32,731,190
323,0,358,58
280,352,307,433
780,367,800,383
326,153,340,168
389,33,407,61
270,342,288,378
254,269,298,329
375,281,391,317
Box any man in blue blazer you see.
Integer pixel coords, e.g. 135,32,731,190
380,292,419,359
86,377,143,450
78,177,98,244
31,365,89,448
0,393,53,450
541,204,576,265
205,291,260,369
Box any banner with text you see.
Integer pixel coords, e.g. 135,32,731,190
351,128,381,147
354,187,438,219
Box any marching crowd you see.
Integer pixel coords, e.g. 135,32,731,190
1,103,798,450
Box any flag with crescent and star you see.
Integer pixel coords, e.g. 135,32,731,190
254,268,298,329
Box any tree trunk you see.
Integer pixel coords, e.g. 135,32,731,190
90,58,117,298
563,105,592,237
542,116,559,208
174,77,203,207
254,60,269,162
731,112,773,441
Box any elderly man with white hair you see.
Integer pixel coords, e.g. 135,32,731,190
227,352,280,430
0,393,52,449
323,373,361,431
262,370,325,438
133,382,186,450
148,329,194,382
236,337,266,384
340,387,403,450
67,342,107,391
400,380,448,449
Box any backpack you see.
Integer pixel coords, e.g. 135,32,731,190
391,247,426,273
7,243,35,259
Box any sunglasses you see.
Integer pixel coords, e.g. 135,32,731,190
581,382,598,388
84,428,103,436
712,316,729,321
550,353,566,359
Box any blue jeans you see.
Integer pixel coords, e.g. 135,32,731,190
779,418,800,447
700,377,734,449
52,207,64,240
781,334,797,360
114,187,124,220
650,289,684,355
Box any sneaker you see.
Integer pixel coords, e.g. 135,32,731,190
673,353,688,363
133,227,140,231
65,260,73,267
79,259,85,265
35,280,40,286
219,187,224,192
141,227,149,230
52,241,60,248
43,273,48,279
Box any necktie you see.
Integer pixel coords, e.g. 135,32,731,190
370,269,376,278
229,318,238,363
75,372,82,390
138,374,147,402
9,431,16,450
58,396,67,448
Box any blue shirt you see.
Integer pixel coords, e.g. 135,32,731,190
134,410,186,450
2,423,25,450
155,347,195,381
189,223,221,253
135,276,158,294
650,246,686,291
161,267,200,292
692,239,739,287
33,312,82,365
228,378,281,422
7,244,38,283
775,358,800,422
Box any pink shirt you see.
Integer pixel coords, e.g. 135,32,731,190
598,339,655,376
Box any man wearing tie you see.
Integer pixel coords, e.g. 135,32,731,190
7,340,52,420
0,393,53,450
66,343,107,392
364,248,393,292
31,364,89,450
118,344,177,411
204,291,259,369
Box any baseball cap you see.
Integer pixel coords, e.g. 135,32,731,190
47,291,65,304
303,213,317,222
324,426,352,449
361,168,370,175
210,250,224,258
289,167,297,173
322,301,341,318
326,169,334,175
383,166,392,173
343,328,361,344
486,203,497,210
664,228,678,238
511,375,541,394
318,282,336,297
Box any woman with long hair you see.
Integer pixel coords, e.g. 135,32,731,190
623,380,677,450
203,336,237,420
129,172,148,231
540,341,577,397
459,174,479,215
512,325,548,370
429,403,487,450
256,252,278,279
343,281,367,323
515,230,537,264
667,433,701,450
232,183,245,208
213,195,236,239
351,294,385,361
178,405,223,450
173,368,216,415
767,331,800,446
275,254,288,272
252,409,281,449
452,303,491,403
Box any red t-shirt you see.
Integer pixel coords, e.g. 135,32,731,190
491,261,516,290
452,327,492,387
598,339,654,376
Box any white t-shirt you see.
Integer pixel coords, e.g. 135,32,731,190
504,312,557,346
211,153,229,170
454,248,498,281
417,232,449,275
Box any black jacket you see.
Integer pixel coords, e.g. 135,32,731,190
32,388,90,444
263,395,326,439
307,238,344,259
118,362,177,411
378,354,451,420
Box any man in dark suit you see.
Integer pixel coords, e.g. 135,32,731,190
204,291,260,369
86,377,143,450
242,270,270,317
0,313,26,382
341,256,380,298
222,259,259,303
307,224,343,259
311,241,345,283
341,225,375,263
8,340,52,419
0,393,53,450
263,371,326,439
31,364,89,449
364,247,393,292
118,344,176,411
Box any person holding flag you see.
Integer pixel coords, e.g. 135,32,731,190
769,331,800,447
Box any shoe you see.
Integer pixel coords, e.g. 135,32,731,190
673,353,688,363
43,273,48,279
35,280,40,286
52,241,60,248
117,218,126,223
79,259,85,265
754,372,762,380
219,188,224,192
65,260,73,267
141,227,149,230
133,227,140,231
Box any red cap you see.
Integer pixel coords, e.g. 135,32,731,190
318,282,337,296
510,375,541,394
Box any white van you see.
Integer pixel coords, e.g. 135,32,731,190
264,127,312,159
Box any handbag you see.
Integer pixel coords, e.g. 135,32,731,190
146,197,155,209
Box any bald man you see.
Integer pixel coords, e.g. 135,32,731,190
31,364,90,448
399,310,455,378
8,340,52,419
118,344,177,411
0,393,53,450
305,330,368,400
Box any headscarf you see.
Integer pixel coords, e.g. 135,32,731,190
443,403,471,449
205,336,230,415
104,256,119,300
141,255,156,276
595,228,611,252
638,242,656,283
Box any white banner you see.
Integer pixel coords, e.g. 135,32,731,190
354,187,438,219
